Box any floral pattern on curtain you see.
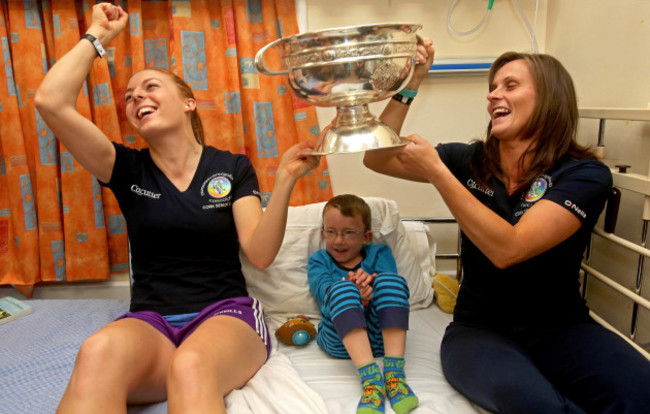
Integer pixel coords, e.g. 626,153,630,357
0,0,332,295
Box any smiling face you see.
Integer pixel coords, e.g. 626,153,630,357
487,59,537,143
322,207,372,269
124,69,194,139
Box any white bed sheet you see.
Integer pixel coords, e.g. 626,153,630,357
268,305,491,414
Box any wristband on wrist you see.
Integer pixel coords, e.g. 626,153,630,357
397,88,418,98
392,93,414,105
81,34,106,58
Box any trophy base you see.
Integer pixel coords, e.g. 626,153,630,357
312,104,407,155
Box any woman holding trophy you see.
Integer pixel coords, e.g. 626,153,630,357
364,39,650,413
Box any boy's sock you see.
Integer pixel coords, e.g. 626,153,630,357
356,361,386,414
383,356,419,414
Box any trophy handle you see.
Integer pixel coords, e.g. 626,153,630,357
255,38,290,76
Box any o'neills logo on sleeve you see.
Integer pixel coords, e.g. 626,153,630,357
130,184,161,199
565,200,587,219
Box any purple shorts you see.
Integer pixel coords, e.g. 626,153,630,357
116,296,271,357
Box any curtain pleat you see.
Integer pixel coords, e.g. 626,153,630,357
0,0,332,294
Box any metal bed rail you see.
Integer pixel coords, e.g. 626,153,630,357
582,227,650,360
578,106,650,358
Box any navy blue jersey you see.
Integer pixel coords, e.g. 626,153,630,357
436,142,612,329
101,143,260,315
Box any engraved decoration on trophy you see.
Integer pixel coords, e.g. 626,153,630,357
255,24,422,155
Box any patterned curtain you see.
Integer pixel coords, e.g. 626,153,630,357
0,0,332,296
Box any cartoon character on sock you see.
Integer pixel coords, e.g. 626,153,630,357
385,372,409,398
362,384,384,409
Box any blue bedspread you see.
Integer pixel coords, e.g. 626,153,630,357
0,299,167,413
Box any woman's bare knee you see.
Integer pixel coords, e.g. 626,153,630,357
60,331,129,408
74,332,122,381
167,348,207,390
166,346,227,413
69,321,172,401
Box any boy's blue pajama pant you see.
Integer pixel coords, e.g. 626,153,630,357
317,273,410,358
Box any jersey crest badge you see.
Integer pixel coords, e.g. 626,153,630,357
525,177,548,202
207,176,231,198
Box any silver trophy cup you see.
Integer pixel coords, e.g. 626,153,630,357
255,23,422,155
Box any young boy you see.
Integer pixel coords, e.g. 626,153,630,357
308,195,418,414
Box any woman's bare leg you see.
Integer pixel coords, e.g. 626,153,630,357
166,315,267,414
57,318,176,414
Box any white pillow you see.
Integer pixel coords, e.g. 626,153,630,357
241,197,435,318
402,220,437,296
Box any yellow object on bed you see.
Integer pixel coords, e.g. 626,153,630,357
433,273,460,313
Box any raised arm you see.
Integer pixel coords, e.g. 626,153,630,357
362,37,434,182
34,4,128,184
233,140,321,269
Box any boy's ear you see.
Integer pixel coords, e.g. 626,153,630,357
364,230,373,243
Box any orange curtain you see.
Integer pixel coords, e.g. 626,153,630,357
0,0,332,295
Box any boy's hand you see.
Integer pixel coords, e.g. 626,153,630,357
358,284,373,306
348,269,376,288
348,269,376,306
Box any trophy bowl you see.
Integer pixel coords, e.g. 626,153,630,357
255,23,422,155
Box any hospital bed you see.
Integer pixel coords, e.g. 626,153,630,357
2,133,649,413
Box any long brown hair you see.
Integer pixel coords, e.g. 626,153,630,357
146,67,205,145
471,52,596,193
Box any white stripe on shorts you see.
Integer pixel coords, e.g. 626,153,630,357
252,297,268,347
